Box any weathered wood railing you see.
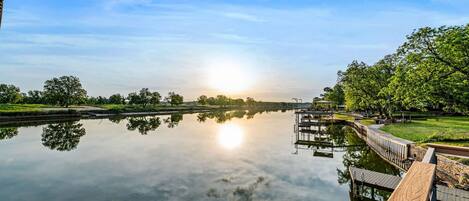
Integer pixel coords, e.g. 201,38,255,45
351,121,413,170
388,148,437,201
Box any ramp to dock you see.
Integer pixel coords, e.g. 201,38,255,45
349,167,402,191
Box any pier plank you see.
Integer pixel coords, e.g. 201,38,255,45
349,167,402,191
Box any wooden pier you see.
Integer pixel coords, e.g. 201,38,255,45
350,166,469,201
348,138,469,201
349,167,402,191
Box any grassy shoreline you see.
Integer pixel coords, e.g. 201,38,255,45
380,116,469,146
0,104,300,121
334,113,469,147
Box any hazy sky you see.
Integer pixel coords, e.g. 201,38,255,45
1,0,468,101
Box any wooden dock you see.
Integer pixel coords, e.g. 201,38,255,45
437,185,469,201
295,110,333,115
349,167,402,191
350,166,468,201
298,121,335,127
347,124,469,201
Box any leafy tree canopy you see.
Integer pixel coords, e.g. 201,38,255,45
43,76,87,107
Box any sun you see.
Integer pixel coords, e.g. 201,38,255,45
217,123,244,149
206,57,254,94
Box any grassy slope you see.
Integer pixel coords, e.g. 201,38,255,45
333,113,375,125
380,116,469,146
0,104,54,112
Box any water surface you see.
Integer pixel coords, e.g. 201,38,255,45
0,110,399,201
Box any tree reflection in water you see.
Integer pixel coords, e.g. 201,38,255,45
126,116,161,135
108,115,127,124
197,109,283,123
163,114,183,128
206,176,269,201
41,121,86,151
337,127,401,200
0,127,19,140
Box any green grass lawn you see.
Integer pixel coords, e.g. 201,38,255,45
334,113,355,121
334,113,375,125
380,116,469,146
0,104,54,113
360,119,375,126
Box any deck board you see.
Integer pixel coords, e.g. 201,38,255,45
388,162,436,201
349,167,402,191
437,185,469,201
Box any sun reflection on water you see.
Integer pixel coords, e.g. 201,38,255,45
217,123,244,150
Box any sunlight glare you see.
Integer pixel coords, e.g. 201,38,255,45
217,123,244,149
206,56,254,94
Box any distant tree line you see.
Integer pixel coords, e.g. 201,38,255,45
316,24,469,117
0,76,184,107
0,76,298,109
197,95,255,107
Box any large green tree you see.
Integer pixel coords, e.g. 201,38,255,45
23,90,44,104
392,24,469,113
0,84,22,104
43,76,87,107
340,55,398,117
109,93,125,104
165,92,183,106
128,88,160,106
322,84,345,106
197,95,208,105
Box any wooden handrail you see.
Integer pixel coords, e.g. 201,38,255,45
388,148,437,201
388,162,436,201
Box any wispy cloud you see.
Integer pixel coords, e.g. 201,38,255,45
221,12,265,22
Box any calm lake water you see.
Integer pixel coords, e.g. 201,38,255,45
0,110,400,201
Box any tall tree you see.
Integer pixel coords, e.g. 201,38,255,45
165,92,183,106
392,24,469,113
109,93,125,104
0,84,22,104
340,55,398,118
322,84,345,106
43,76,87,107
127,88,160,106
197,95,208,105
246,97,256,106
23,90,44,104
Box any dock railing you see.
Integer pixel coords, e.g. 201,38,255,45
352,121,413,170
388,148,437,201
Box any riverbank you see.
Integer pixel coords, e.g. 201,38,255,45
0,104,304,125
